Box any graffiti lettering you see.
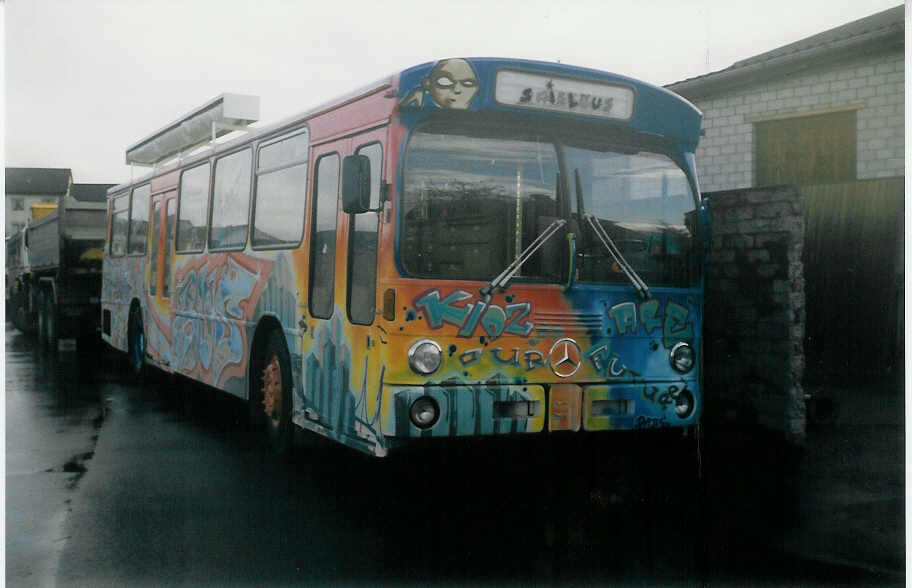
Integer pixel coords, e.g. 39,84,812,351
413,289,534,340
585,345,630,378
608,301,637,335
504,303,534,337
642,384,676,410
635,415,669,429
639,298,663,333
663,301,694,348
604,299,695,348
459,348,482,366
524,350,546,371
491,347,520,366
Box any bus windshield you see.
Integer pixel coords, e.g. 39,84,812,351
401,125,699,288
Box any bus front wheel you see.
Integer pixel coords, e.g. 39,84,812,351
251,330,293,455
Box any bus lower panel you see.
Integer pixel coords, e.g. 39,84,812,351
381,382,700,439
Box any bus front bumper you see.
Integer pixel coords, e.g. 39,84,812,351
381,382,700,439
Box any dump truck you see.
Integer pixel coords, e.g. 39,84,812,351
7,186,111,348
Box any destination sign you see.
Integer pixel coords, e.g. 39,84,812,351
495,70,634,120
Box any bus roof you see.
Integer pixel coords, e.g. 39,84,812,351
108,58,701,196
396,57,702,146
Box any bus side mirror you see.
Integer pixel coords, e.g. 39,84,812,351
342,154,372,214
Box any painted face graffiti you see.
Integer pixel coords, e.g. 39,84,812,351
400,59,480,110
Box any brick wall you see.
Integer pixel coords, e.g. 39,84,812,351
703,185,805,441
691,50,904,192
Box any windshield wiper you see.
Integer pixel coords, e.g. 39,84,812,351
584,213,651,299
479,218,566,298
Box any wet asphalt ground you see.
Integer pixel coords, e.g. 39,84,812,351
5,324,903,586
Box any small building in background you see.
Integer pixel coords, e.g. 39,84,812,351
5,168,73,237
667,5,903,192
668,5,904,387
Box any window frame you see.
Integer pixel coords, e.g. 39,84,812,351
250,126,311,251
346,141,383,326
149,200,161,294
163,198,176,298
126,183,152,257
108,191,130,257
175,160,212,254
207,146,254,252
308,151,341,320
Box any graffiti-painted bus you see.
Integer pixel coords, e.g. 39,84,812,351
102,58,706,457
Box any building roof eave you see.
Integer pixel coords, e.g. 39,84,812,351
668,18,903,100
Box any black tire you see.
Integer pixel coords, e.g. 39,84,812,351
37,290,48,349
46,293,59,351
250,329,294,455
127,304,146,381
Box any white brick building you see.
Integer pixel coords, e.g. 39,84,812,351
667,6,903,193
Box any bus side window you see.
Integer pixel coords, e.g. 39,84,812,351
209,148,252,250
252,129,309,248
127,185,150,255
309,153,340,319
149,201,160,294
347,142,381,325
163,199,175,298
110,193,129,257
176,162,210,253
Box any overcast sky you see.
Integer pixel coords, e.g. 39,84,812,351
3,0,903,184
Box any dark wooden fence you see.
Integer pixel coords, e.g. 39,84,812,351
802,177,903,384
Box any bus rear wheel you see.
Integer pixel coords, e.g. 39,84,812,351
128,304,145,380
251,330,293,455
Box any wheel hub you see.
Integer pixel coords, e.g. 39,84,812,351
261,355,282,427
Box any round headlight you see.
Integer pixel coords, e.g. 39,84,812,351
669,342,695,373
410,396,440,429
674,388,696,419
408,339,442,375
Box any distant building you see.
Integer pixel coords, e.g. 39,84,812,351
71,183,115,203
667,5,903,192
5,168,73,236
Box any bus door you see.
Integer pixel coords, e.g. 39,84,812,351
341,128,386,440
304,139,346,429
304,129,386,437
147,190,177,368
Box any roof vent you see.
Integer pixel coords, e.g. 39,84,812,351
125,93,260,166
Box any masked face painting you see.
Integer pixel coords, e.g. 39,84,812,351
401,59,480,110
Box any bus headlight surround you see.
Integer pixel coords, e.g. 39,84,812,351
410,396,440,429
669,342,695,373
408,339,442,375
673,388,696,419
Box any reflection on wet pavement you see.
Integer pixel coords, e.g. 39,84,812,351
6,322,903,586
5,326,106,586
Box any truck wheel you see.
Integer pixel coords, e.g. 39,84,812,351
37,291,48,348
128,304,146,380
46,294,59,351
250,329,293,455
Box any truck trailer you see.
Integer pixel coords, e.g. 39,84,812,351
7,186,110,348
